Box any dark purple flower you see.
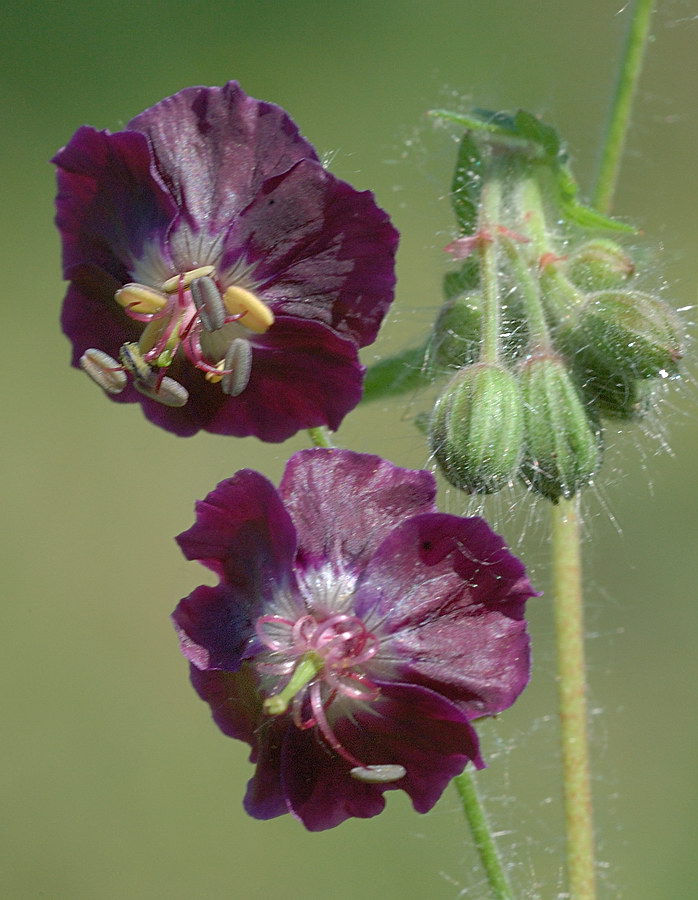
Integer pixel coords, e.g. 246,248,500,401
172,449,535,830
53,83,398,441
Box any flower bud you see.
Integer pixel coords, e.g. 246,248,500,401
519,354,602,502
564,239,635,291
430,362,524,493
579,290,683,377
429,294,483,370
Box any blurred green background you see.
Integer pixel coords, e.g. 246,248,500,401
3,1,696,897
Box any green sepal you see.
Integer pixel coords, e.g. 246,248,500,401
519,354,602,502
430,362,525,494
361,344,434,403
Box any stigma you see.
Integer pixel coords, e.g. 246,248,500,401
256,612,406,783
80,267,275,407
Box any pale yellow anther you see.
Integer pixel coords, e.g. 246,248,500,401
223,285,275,333
161,265,215,294
115,283,167,314
205,361,225,384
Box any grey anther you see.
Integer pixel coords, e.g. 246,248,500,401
190,275,226,332
134,375,189,407
80,349,127,394
221,339,253,397
349,765,407,784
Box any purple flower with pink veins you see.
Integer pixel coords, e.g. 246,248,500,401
172,449,535,830
53,83,397,440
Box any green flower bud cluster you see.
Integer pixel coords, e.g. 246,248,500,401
426,110,684,502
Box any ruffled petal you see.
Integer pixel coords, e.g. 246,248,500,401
221,159,398,347
355,514,535,717
189,665,261,743
189,665,289,820
279,450,438,577
53,126,175,280
128,317,363,440
128,82,319,236
281,682,479,831
177,469,297,593
60,273,141,386
173,584,256,671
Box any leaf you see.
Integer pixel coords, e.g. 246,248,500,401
361,344,434,403
431,107,637,235
451,132,483,234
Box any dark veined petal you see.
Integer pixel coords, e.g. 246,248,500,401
278,449,437,576
191,666,289,820
189,665,267,750
354,513,535,717
53,126,175,280
221,159,399,348
280,683,481,831
125,317,364,441
128,81,319,235
173,584,260,672
176,469,297,590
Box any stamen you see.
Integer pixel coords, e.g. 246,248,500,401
350,765,407,784
223,285,275,333
205,361,225,384
161,265,215,294
134,374,189,407
190,275,226,332
120,342,152,381
80,349,127,394
115,283,167,315
221,339,253,397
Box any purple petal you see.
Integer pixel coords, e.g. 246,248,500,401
133,317,364,441
53,126,175,280
176,469,297,587
173,584,256,671
222,159,398,348
189,665,261,743
281,682,480,831
190,665,288,819
278,450,438,577
61,276,141,377
128,82,319,236
355,514,535,717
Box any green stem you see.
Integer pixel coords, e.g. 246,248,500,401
593,0,656,214
454,770,514,900
500,235,551,349
307,427,335,448
549,8,656,899
479,177,503,364
552,499,595,900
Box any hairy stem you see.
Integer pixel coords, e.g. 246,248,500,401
550,6,657,897
593,0,656,214
454,770,514,900
552,499,596,900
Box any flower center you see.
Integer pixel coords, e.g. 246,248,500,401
256,613,406,784
79,267,275,407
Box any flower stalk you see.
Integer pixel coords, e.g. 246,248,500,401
552,4,657,897
454,770,514,900
594,0,657,215
552,498,595,900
